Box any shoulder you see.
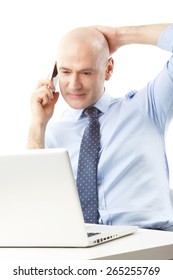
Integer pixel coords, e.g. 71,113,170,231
125,90,138,100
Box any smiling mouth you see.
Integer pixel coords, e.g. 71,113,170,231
68,93,86,99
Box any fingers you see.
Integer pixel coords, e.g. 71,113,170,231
34,80,56,106
39,86,53,106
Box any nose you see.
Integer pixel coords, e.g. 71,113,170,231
68,73,82,90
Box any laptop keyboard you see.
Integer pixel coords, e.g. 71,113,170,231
87,232,101,237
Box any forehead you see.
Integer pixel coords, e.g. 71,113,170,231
57,41,100,69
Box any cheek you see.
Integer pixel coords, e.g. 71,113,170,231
59,78,68,91
94,75,105,91
58,82,66,97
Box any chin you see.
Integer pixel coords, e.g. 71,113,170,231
67,101,90,110
70,104,86,110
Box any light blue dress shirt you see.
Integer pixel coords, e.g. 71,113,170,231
46,24,173,231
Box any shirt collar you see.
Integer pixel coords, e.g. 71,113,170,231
70,89,112,121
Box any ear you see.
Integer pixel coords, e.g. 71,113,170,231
105,57,114,81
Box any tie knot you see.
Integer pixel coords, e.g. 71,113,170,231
84,107,100,119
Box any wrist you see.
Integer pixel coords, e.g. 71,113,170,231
27,121,46,149
116,26,136,47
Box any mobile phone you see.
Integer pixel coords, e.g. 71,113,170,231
49,62,58,91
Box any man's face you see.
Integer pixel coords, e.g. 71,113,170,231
57,42,107,109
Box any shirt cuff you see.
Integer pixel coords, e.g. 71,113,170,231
157,24,173,52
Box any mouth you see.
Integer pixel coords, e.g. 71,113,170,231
68,93,86,99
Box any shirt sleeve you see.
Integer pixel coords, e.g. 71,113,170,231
157,24,173,52
146,24,173,133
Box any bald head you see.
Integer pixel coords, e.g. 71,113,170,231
56,27,114,109
57,27,110,66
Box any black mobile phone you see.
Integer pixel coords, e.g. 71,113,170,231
49,62,58,91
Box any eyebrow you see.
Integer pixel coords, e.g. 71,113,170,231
59,67,95,72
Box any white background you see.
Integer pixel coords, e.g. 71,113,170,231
0,0,173,186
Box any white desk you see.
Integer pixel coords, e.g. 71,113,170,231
0,229,173,260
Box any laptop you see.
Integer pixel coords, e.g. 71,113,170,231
0,148,138,247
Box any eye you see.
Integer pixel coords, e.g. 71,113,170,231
82,72,92,75
61,70,70,74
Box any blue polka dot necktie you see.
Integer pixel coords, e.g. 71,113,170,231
77,107,100,224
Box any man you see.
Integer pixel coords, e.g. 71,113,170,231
27,23,173,231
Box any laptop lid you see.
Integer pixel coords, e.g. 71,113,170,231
0,148,137,247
